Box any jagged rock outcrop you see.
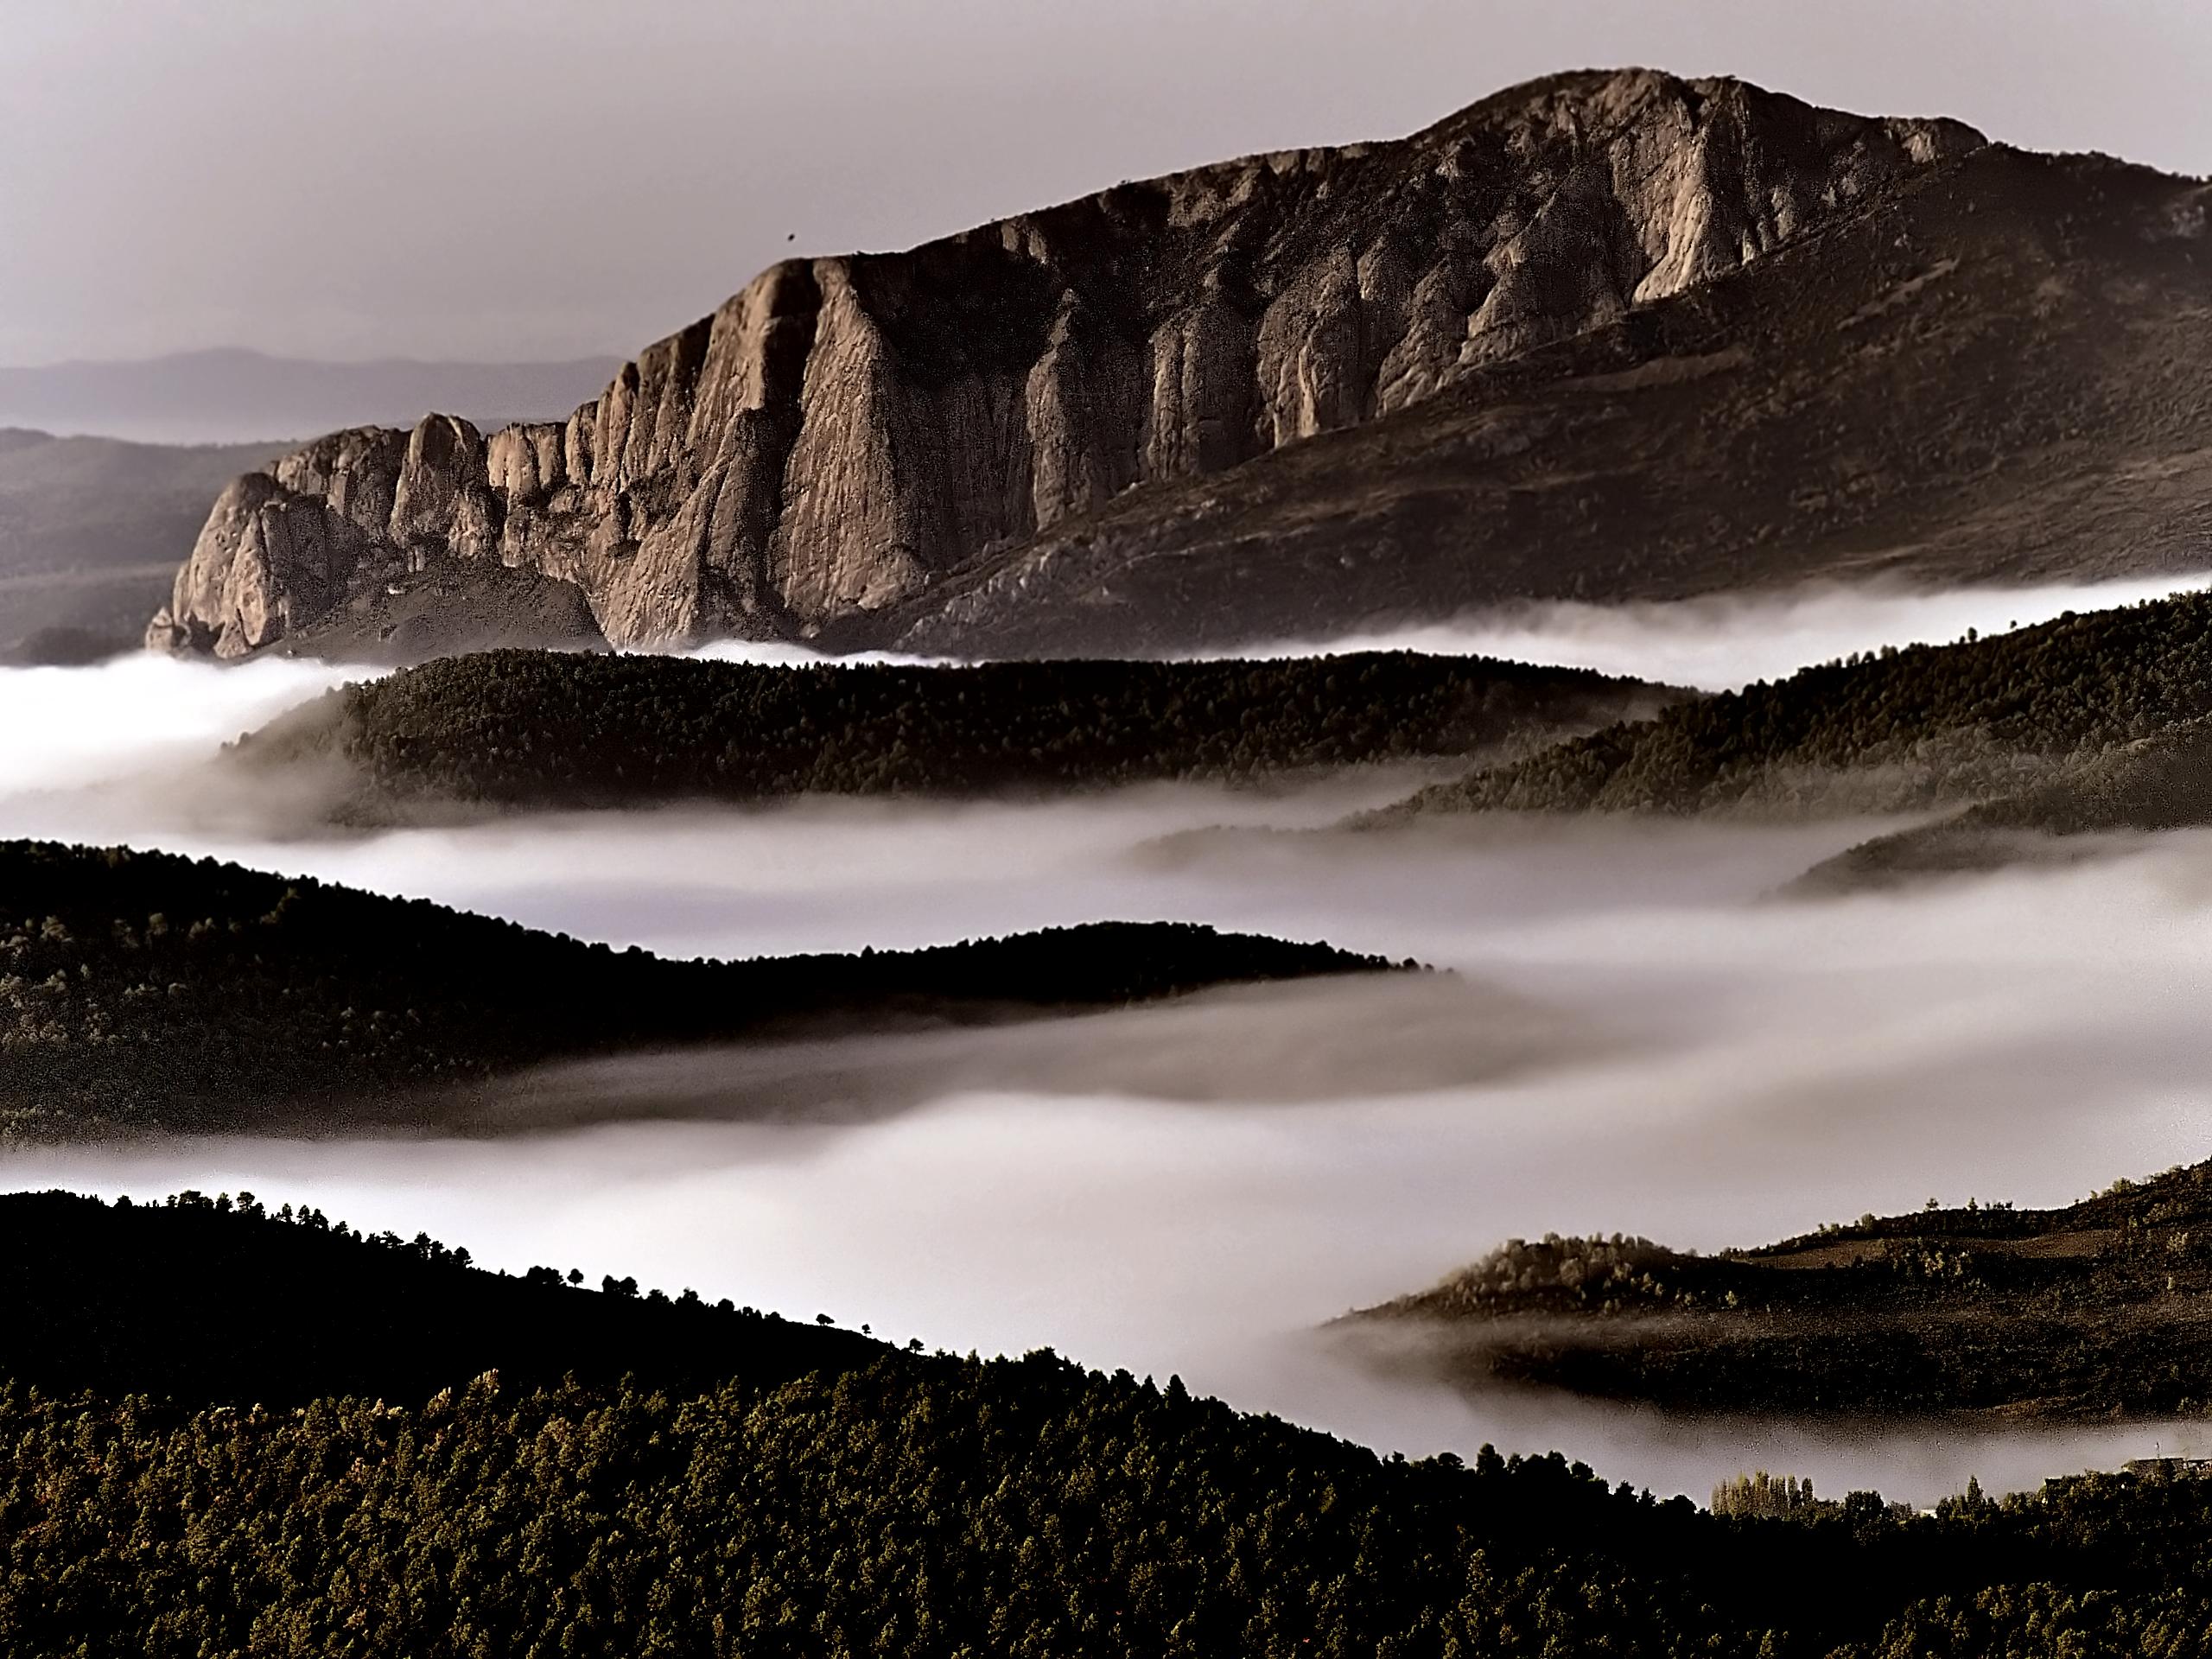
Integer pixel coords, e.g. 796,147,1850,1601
149,68,1983,658
894,137,2212,658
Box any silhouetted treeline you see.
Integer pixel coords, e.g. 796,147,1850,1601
10,1192,2212,1655
0,839,1395,1138
1371,1159,2212,1420
1388,591,2212,817
240,647,1670,812
0,1189,874,1406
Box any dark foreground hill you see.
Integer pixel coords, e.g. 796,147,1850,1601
0,840,1391,1139
234,647,1675,819
1356,1158,2212,1423
12,1191,2212,1655
1373,588,2212,821
0,1188,874,1407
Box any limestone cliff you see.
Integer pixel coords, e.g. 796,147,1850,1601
148,69,1981,658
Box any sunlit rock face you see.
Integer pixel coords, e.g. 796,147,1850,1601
146,70,1980,657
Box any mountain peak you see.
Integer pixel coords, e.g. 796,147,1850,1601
149,69,1999,660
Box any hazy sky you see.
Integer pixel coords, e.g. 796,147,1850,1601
3,0,2207,365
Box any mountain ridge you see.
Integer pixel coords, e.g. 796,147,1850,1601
0,349,620,446
0,429,290,663
0,838,1395,1139
143,68,1996,660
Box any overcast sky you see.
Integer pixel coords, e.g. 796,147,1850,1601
3,0,2206,366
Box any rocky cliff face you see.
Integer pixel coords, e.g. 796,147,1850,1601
149,69,1981,658
893,142,2212,658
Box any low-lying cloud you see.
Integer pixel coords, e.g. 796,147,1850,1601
1224,572,2212,691
9,579,2212,1506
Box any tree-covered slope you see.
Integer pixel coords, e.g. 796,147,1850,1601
0,840,1394,1139
1375,591,2212,820
234,647,1673,817
0,1188,874,1408
1797,715,2212,889
1358,1158,2212,1422
12,1191,2212,1655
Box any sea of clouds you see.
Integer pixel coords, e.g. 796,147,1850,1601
7,575,2212,1504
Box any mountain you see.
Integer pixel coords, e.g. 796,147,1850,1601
0,348,620,446
0,429,287,662
1351,1159,2212,1423
144,68,2038,660
0,839,1394,1140
894,136,2212,658
0,426,596,669
228,647,1679,822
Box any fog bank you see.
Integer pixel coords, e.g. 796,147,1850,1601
12,811,2212,1504
1230,572,2212,691
8,580,2212,1506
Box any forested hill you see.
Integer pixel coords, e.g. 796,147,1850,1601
1373,589,2212,819
1797,715,2212,890
0,1188,875,1407
1358,1156,2212,1422
14,1192,2212,1654
0,839,1394,1139
232,648,1675,818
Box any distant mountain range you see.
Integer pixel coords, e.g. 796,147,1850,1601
0,348,620,447
131,67,2212,663
0,429,289,662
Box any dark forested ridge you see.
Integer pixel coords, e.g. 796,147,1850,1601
233,647,1675,817
1360,1158,2212,1422
0,839,1395,1139
0,1188,874,1408
1798,715,2212,890
1375,590,2212,820
12,1191,2212,1656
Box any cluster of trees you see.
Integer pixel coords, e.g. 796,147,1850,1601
14,1190,2212,1654
238,647,1669,813
1376,1232,1711,1319
1389,591,2212,817
1712,1471,1828,1521
1372,1159,2212,1421
0,839,1392,1139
